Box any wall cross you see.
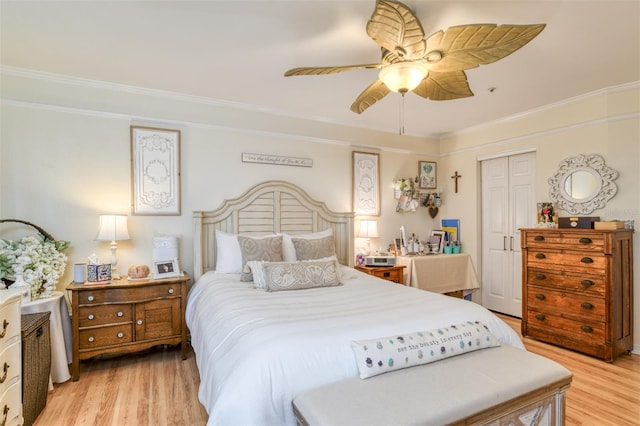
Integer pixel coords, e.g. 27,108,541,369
451,171,462,193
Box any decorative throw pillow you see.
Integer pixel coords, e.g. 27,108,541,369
291,234,335,261
246,260,267,290
351,321,500,379
281,229,333,262
237,235,283,282
215,230,244,274
263,260,341,292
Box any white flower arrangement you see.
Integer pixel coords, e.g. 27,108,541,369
0,236,69,299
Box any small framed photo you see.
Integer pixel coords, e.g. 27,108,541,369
154,259,180,278
419,161,437,189
430,230,446,253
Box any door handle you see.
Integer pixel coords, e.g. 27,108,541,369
503,236,507,251
510,236,514,251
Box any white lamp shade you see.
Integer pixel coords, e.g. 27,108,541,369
96,214,130,241
357,220,379,239
378,62,429,93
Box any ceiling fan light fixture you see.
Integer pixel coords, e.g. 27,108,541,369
378,62,428,93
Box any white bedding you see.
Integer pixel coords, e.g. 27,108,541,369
186,266,525,426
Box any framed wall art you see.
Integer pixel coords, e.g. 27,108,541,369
352,151,380,216
419,161,437,189
131,126,181,215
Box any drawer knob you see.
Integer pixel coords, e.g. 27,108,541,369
117,311,124,317
581,280,594,287
88,314,95,320
580,257,593,264
0,319,8,338
581,302,594,310
0,362,9,384
88,336,95,343
535,314,546,321
534,236,545,241
137,320,143,325
535,253,546,259
579,237,593,244
117,332,124,338
581,325,593,333
168,288,175,294
87,295,95,302
535,273,546,280
535,294,546,300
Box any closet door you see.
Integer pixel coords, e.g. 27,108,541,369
481,152,535,317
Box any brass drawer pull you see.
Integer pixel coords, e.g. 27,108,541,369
535,273,546,280
579,237,592,244
581,280,594,287
0,320,8,338
0,362,9,384
535,253,546,259
581,302,594,310
2,404,9,426
535,314,546,321
534,235,545,241
581,325,593,333
580,257,593,264
535,294,546,300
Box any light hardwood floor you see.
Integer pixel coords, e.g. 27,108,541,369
35,316,639,426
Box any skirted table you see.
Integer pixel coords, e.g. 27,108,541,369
396,253,480,294
21,291,72,384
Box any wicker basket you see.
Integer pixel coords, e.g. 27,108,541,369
21,312,51,426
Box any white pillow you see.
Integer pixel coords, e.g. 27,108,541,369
247,260,267,290
351,321,500,379
281,229,333,262
215,230,243,273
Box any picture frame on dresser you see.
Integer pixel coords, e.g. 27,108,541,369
154,259,180,278
130,125,181,216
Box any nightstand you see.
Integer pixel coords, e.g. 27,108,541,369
354,265,406,284
66,273,189,381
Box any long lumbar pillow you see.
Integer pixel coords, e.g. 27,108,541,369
352,321,500,379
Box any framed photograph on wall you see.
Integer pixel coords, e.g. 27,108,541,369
419,161,437,189
154,259,180,278
352,151,380,216
131,126,181,215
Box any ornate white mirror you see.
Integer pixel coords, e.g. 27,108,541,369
548,154,618,215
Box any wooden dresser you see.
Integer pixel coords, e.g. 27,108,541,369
520,228,633,362
67,274,190,380
0,290,23,426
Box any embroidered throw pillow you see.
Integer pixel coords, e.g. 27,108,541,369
291,234,335,261
281,229,333,262
262,260,341,292
351,321,500,379
237,235,283,282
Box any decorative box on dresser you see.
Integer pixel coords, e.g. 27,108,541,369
0,290,23,426
66,274,190,381
520,228,633,362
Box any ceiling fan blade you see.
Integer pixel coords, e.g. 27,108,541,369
425,24,546,72
350,80,391,114
366,0,426,60
284,63,383,77
413,70,474,101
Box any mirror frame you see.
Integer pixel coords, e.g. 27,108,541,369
548,154,618,215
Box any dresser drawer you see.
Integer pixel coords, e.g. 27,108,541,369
78,284,180,304
0,300,21,351
78,304,133,327
527,268,605,295
369,268,403,283
526,310,604,345
524,231,605,252
527,286,605,321
0,380,23,426
526,250,606,273
79,324,133,349
0,342,21,398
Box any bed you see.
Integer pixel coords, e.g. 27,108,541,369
187,181,525,426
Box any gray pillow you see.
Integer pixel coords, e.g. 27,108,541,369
291,234,335,261
237,235,283,281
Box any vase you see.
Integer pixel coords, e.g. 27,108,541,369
11,271,31,304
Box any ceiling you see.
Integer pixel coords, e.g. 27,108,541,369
1,0,639,139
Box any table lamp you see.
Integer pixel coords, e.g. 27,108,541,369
96,214,130,279
357,220,379,255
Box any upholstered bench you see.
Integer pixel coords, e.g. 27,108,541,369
293,345,572,426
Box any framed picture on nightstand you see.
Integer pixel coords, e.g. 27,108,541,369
154,259,180,278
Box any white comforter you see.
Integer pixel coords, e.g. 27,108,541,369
186,266,524,426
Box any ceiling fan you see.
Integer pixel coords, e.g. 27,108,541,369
284,0,545,115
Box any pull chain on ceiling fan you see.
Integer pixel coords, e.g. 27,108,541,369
284,0,545,133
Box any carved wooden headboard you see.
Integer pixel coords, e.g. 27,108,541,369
193,181,354,280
